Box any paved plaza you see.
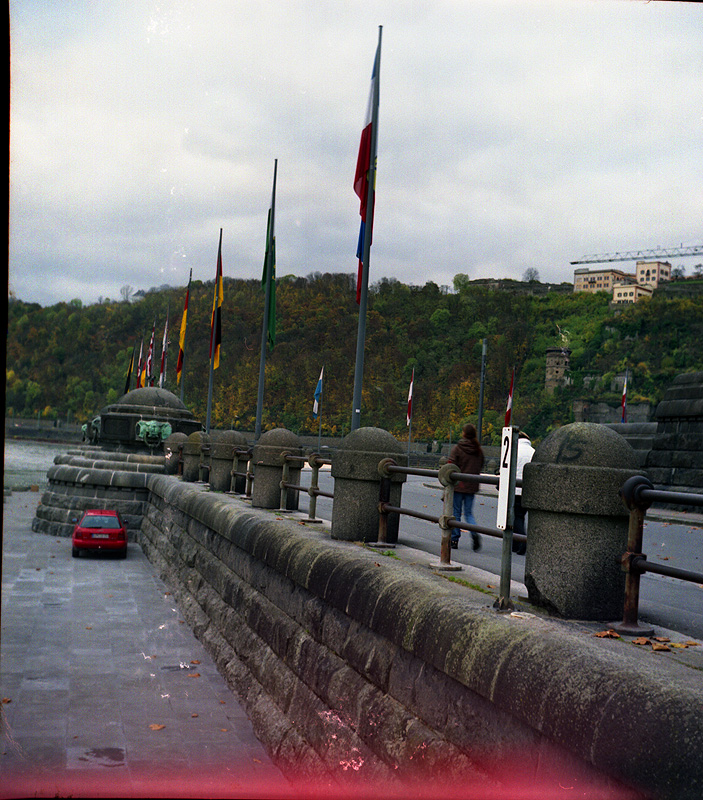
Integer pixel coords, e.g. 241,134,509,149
1,491,291,798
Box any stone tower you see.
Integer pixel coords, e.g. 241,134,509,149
545,347,571,394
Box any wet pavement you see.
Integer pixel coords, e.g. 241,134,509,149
0,490,291,799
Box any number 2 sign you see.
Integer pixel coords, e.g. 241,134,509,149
497,426,518,530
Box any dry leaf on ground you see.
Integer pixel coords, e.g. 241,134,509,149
594,629,621,639
149,723,166,731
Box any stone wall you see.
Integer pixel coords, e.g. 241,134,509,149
139,474,703,798
32,463,151,539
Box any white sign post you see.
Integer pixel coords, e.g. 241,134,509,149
495,426,519,610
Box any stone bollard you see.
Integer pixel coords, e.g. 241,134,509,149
182,431,208,483
209,430,248,492
251,428,303,510
331,427,407,543
522,422,640,620
163,432,187,475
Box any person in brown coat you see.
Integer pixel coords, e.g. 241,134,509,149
447,423,484,550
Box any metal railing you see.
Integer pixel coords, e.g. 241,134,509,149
377,459,523,609
615,476,703,635
280,452,333,523
229,447,254,497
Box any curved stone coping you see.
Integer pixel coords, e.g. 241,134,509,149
54,455,164,474
48,463,151,489
145,473,703,799
65,449,163,465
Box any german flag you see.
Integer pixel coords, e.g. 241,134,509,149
210,230,223,370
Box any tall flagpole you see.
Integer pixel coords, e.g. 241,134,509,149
351,26,381,432
205,229,223,434
406,368,414,460
255,159,277,441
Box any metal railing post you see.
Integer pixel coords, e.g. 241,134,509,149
614,475,655,636
245,452,254,498
432,463,462,571
279,453,291,511
229,450,240,493
372,458,396,548
306,454,323,523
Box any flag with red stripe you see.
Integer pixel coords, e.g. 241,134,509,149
504,367,515,427
354,37,381,304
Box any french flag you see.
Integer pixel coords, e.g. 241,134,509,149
354,39,380,304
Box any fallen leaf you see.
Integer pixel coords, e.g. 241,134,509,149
486,584,494,588
149,724,166,731
2,698,11,704
654,636,670,642
659,556,670,561
652,643,671,652
191,714,199,718
253,758,262,764
594,629,621,639
671,643,688,649
685,641,700,647
188,673,201,678
220,728,228,732
191,660,201,665
632,638,651,646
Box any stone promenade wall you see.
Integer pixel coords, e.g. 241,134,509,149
140,474,703,798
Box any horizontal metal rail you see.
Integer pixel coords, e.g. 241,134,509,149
279,453,333,522
615,476,703,635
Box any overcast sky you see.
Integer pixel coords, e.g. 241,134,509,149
9,0,703,307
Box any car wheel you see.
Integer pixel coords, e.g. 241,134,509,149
72,547,80,558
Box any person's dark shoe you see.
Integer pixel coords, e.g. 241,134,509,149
451,539,459,549
471,532,481,551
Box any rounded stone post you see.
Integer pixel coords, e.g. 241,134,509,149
331,427,407,543
251,428,303,510
522,422,640,620
163,432,187,475
182,431,208,482
209,430,249,492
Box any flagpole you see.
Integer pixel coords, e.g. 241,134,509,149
255,159,278,441
351,26,381,432
406,368,414,461
205,229,223,434
178,268,192,403
477,338,487,444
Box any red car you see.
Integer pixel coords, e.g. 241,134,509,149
72,509,128,558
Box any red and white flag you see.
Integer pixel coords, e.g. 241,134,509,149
158,310,169,388
621,370,628,423
406,368,414,427
504,367,515,427
145,320,156,386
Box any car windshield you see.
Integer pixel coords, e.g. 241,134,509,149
81,515,121,529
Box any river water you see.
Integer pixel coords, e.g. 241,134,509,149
3,439,73,488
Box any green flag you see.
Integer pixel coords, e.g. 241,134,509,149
262,175,276,349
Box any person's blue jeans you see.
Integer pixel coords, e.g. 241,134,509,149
452,492,476,543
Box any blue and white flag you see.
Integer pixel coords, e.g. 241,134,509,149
313,367,324,418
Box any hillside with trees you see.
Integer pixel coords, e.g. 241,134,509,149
6,274,703,444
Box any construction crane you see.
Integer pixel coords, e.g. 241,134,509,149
570,244,703,265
